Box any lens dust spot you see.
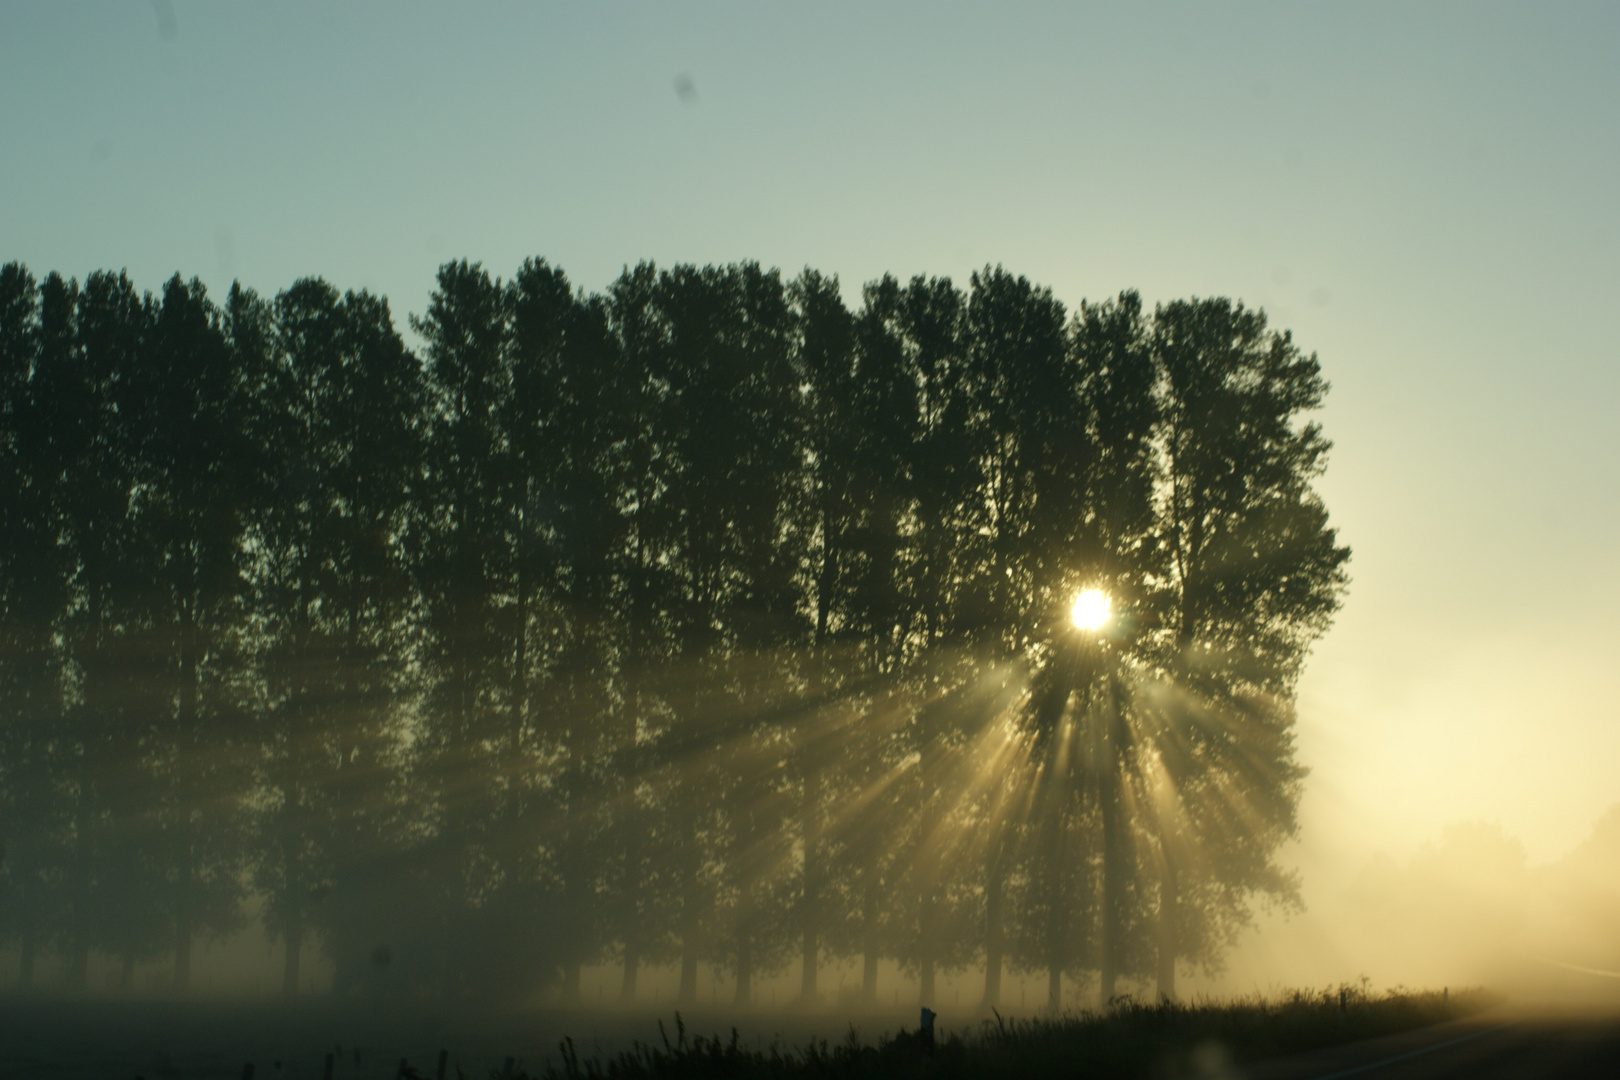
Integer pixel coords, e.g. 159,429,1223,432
150,0,179,41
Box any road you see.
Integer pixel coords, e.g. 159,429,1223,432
1233,1012,1620,1080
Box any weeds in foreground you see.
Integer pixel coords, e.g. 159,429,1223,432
497,985,1493,1080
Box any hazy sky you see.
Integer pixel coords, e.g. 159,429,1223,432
4,0,1617,890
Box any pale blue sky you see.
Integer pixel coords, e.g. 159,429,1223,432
3,0,1618,919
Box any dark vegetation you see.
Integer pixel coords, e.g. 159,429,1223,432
0,257,1348,1008
0,986,1490,1080
524,989,1489,1080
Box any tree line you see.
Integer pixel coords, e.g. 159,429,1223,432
0,257,1348,1008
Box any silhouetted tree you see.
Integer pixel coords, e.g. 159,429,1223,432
0,258,1345,1007
0,263,72,989
1132,297,1348,999
249,277,423,996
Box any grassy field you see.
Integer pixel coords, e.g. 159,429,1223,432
515,987,1495,1080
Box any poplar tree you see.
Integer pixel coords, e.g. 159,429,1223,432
0,258,1347,1006
250,277,423,995
133,275,254,990
0,263,70,989
1137,297,1348,999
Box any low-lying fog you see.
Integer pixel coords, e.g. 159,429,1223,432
9,811,1617,1011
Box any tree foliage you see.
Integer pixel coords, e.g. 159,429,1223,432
0,258,1347,1006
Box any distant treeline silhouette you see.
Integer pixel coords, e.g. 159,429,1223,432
0,258,1347,1007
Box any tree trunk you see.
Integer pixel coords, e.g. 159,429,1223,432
1098,776,1125,1005
982,830,1004,1009
799,763,820,1003
861,865,880,1002
178,593,199,729
1156,854,1178,1003
799,930,818,1004
69,789,92,995
282,899,303,996
678,827,703,1003
19,929,35,989
916,741,937,1009
559,750,590,1005
512,479,529,738
1045,794,1067,1012
68,938,89,993
734,932,753,1005
174,872,194,993
618,661,645,1006
1046,880,1064,1012
679,923,700,1004
620,947,639,1001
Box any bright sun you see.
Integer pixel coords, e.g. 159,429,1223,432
1070,589,1111,631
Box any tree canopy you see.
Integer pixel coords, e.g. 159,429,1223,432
0,257,1347,1007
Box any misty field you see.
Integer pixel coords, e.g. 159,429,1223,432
0,986,1491,1080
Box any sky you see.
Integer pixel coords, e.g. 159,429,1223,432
3,0,1618,976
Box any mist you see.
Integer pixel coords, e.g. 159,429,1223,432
5,3,1620,1076
6,249,1620,1080
0,256,1341,1020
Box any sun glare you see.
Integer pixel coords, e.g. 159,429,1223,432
1070,589,1111,632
